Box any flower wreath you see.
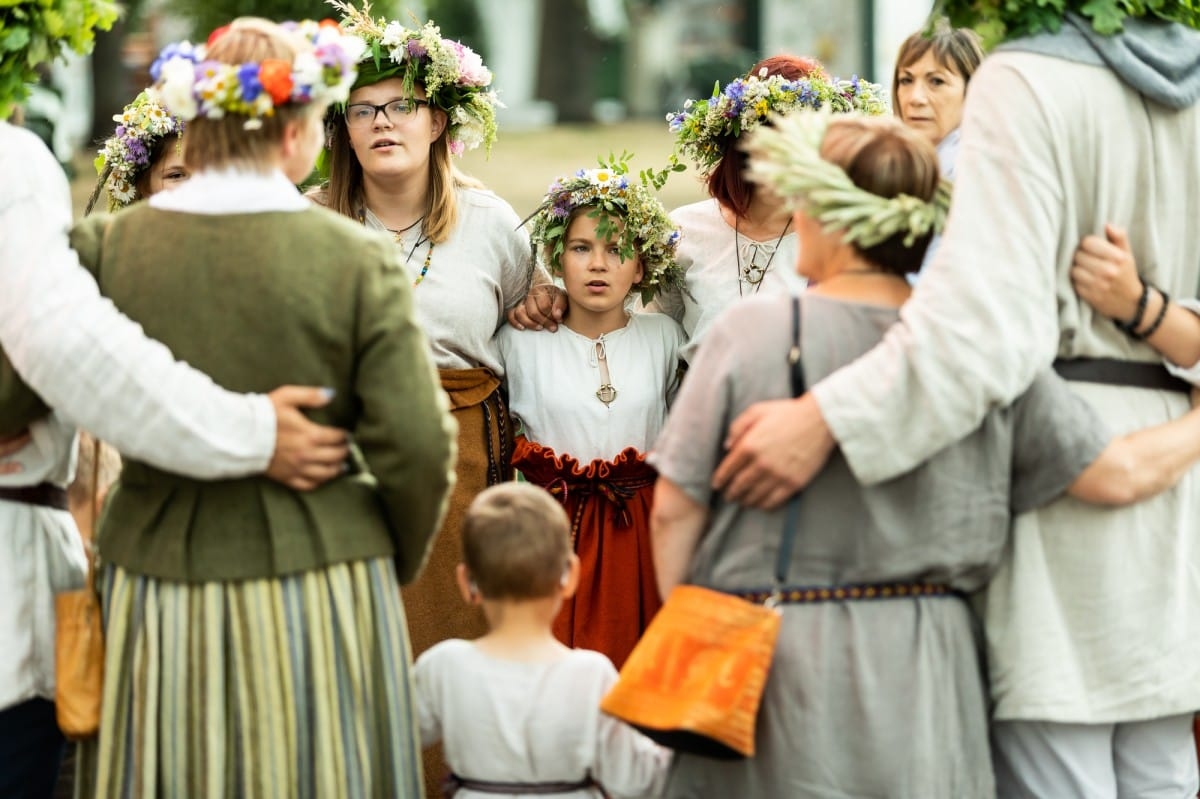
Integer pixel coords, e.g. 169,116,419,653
0,0,119,120
148,19,362,131
744,111,951,249
329,0,499,156
88,91,184,213
667,69,888,174
526,155,683,305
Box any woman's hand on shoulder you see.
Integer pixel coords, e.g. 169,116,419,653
1070,224,1142,322
507,284,567,332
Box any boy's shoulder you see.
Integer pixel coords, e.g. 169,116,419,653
415,637,476,670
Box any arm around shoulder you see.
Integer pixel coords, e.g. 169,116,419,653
1069,398,1200,506
0,174,276,478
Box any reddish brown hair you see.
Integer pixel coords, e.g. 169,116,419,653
707,54,825,219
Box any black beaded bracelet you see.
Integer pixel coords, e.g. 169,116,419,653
1115,279,1151,335
1132,288,1171,340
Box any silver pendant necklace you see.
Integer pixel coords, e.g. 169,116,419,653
736,217,792,297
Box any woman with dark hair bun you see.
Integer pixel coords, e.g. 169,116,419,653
649,55,887,362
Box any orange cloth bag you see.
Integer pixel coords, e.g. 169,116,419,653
600,585,781,758
602,296,807,760
54,559,104,740
55,438,105,740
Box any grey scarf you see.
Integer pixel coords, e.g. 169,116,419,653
1000,13,1200,109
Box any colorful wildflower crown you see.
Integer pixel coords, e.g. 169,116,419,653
935,0,1200,49
744,111,951,249
526,155,683,305
329,1,500,156
1,0,119,119
667,69,888,174
149,20,362,131
88,91,184,213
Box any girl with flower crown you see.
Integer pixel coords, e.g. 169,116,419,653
650,55,887,363
86,90,189,214
66,18,456,796
497,158,685,670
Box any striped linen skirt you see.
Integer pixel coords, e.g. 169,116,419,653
86,558,422,799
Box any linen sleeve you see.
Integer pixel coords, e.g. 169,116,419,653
810,58,1063,484
591,660,671,799
648,314,736,505
495,200,537,313
352,236,457,584
1164,297,1200,385
0,131,276,477
1008,371,1110,515
412,650,443,748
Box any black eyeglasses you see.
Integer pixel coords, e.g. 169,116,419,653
345,99,430,127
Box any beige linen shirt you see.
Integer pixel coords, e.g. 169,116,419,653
813,52,1200,722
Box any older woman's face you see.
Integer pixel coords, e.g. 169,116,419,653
896,52,966,147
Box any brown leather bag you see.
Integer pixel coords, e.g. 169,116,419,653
54,438,104,740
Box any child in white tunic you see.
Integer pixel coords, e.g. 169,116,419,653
415,483,669,798
496,161,685,668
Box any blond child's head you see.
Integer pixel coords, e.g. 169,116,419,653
459,483,575,601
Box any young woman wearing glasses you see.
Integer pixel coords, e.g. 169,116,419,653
312,13,557,795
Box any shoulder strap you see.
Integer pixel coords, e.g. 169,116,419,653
771,295,805,602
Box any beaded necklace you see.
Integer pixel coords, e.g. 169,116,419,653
359,208,434,288
735,217,792,297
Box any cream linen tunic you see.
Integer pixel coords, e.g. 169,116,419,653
0,123,275,476
363,187,532,375
415,640,669,799
496,313,683,462
647,198,802,362
0,415,85,711
813,51,1200,722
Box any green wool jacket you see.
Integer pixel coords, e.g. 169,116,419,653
3,204,456,583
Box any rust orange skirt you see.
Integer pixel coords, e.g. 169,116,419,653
513,436,662,669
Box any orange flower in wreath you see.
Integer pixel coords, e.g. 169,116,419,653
259,59,294,105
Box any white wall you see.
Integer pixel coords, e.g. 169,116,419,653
874,0,935,96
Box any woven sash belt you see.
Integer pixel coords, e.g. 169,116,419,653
0,482,69,511
1053,357,1190,394
732,581,962,605
444,774,595,796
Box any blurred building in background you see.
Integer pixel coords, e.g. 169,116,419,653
64,0,933,160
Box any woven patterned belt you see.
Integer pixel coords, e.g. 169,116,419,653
0,482,69,511
732,581,961,605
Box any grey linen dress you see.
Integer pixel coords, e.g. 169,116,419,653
648,294,1108,799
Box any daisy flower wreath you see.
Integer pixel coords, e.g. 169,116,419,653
743,111,951,250
328,0,500,156
667,69,889,174
148,20,362,131
527,155,684,306
89,91,184,213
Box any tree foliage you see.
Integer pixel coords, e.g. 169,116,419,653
935,0,1200,49
164,0,404,40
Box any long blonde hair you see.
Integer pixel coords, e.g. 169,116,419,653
318,99,482,243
